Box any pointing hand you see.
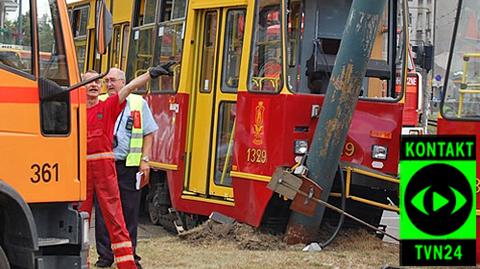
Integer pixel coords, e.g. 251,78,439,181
149,61,176,78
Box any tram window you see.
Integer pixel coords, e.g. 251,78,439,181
199,11,218,93
221,9,245,93
88,29,102,72
160,0,172,22
133,0,157,26
151,0,186,93
74,38,87,72
249,0,283,93
153,22,183,93
144,0,156,24
110,25,122,68
71,6,88,72
37,0,70,135
282,0,406,101
172,0,186,20
443,57,480,118
0,0,33,74
121,25,130,70
71,6,88,38
160,0,186,22
442,0,480,119
286,0,302,90
126,27,155,85
75,44,86,72
213,102,236,187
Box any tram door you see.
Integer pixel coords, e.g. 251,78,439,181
186,7,246,199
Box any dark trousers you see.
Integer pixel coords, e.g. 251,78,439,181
95,161,142,264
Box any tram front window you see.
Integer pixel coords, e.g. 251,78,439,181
248,0,283,93
441,0,480,119
282,0,407,100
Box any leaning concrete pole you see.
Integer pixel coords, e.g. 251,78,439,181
285,0,387,244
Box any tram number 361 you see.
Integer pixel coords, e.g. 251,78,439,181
30,163,59,183
246,148,267,163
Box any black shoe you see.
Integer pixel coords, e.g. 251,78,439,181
94,259,113,268
135,254,142,269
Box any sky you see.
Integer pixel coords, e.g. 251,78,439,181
5,0,51,21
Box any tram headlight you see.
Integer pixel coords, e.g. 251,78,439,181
294,140,308,155
409,129,421,135
372,145,388,160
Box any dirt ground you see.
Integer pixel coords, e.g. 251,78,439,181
89,219,400,269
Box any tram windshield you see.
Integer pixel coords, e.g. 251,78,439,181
248,0,408,101
441,0,480,120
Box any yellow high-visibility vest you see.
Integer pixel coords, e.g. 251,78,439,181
99,94,144,166
125,94,144,166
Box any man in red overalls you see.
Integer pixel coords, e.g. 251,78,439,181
81,64,173,269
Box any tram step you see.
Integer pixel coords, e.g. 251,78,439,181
209,212,235,225
38,237,70,247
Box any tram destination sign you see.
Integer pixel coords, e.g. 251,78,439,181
400,135,476,266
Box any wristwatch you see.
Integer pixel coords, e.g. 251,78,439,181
141,156,150,163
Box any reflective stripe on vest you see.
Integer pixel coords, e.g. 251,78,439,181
126,94,144,166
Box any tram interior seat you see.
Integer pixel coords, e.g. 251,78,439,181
305,37,391,94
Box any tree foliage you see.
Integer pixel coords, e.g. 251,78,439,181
0,9,54,53
0,11,31,47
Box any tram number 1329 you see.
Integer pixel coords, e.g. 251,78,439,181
246,148,267,163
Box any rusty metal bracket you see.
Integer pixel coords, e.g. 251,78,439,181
290,176,323,217
268,167,399,242
268,167,303,200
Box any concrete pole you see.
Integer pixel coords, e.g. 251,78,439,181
285,0,387,244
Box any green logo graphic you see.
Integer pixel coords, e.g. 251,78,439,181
411,185,468,216
400,136,476,266
401,161,475,239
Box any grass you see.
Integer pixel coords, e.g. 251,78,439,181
89,227,399,269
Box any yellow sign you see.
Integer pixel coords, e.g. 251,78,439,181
252,101,265,145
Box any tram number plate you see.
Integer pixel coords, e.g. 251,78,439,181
246,148,267,163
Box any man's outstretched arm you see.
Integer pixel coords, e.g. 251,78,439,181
117,62,175,103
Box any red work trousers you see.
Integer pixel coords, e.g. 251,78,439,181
80,157,137,269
